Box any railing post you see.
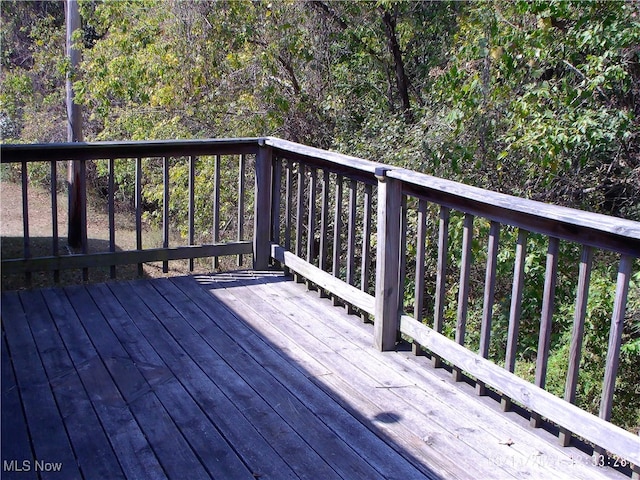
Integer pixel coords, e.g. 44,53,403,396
254,139,273,270
374,168,402,351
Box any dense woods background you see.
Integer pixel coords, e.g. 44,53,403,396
1,0,639,431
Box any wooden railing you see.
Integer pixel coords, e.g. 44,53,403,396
2,137,639,474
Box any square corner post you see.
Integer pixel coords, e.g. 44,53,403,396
253,140,273,270
374,168,402,351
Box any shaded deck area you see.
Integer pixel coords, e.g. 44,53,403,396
1,271,628,480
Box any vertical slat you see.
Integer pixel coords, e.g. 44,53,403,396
50,160,59,283
453,213,474,381
306,168,317,265
295,164,306,280
531,236,560,427
559,245,593,446
433,206,450,367
477,220,500,394
21,161,31,286
413,199,427,355
253,142,273,270
346,180,357,285
108,158,116,279
188,156,196,271
599,255,633,422
319,170,330,272
135,157,143,276
237,154,246,267
360,183,373,304
272,157,282,247
502,228,528,411
332,175,343,305
212,154,221,270
374,168,402,351
284,160,293,253
162,156,170,274
398,196,408,313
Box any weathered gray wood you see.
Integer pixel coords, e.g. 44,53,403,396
295,163,305,259
108,158,116,278
346,179,358,288
361,183,373,298
399,314,640,468
398,196,408,311
332,175,344,305
412,199,428,355
559,245,593,446
254,142,273,270
135,157,143,276
1,292,80,479
434,206,449,335
272,157,282,247
284,159,293,252
600,255,633,422
307,167,317,264
51,160,59,282
272,244,375,315
374,169,402,351
1,242,253,274
162,157,172,273
319,169,330,272
21,161,31,286
453,213,474,381
389,167,640,256
1,330,37,480
188,156,196,271
213,154,221,270
237,154,246,266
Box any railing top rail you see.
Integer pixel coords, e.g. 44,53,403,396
387,167,640,256
0,137,260,163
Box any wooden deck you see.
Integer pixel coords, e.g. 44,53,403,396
1,271,629,480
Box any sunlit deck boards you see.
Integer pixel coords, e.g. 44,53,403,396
1,272,628,480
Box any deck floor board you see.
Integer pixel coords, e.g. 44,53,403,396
1,271,629,480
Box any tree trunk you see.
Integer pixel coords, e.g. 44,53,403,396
65,0,86,249
381,7,413,123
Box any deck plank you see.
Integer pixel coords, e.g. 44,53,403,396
1,327,37,480
1,291,80,479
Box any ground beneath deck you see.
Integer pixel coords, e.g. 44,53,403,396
1,271,626,480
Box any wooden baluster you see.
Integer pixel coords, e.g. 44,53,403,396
284,160,293,253
559,245,593,446
502,228,528,411
162,156,170,274
398,196,408,316
433,206,450,367
476,221,500,394
453,213,474,382
21,161,31,286
51,160,59,283
319,170,330,271
135,157,143,277
188,156,196,272
346,179,357,313
108,158,116,279
530,236,560,427
306,168,317,290
374,168,402,351
272,157,282,248
360,183,373,322
295,163,306,282
212,154,221,270
412,199,427,356
331,175,343,306
237,154,245,267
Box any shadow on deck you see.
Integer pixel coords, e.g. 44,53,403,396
1,271,627,480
